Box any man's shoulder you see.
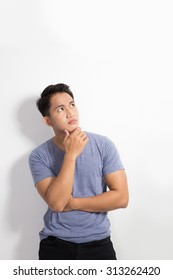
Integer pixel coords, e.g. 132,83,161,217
86,131,107,141
86,131,111,146
86,131,117,152
29,138,52,159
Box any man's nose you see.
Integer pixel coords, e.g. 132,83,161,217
66,108,73,118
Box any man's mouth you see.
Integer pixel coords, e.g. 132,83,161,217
68,119,77,125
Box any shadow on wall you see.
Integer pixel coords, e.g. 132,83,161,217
8,97,53,259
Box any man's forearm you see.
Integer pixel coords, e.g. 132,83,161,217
46,154,76,212
64,190,128,212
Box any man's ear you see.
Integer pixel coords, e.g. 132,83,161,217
42,116,52,127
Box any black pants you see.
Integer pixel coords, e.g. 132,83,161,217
39,236,117,260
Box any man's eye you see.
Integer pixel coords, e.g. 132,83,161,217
57,107,63,112
70,103,75,107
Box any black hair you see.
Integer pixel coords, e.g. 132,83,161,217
36,83,74,116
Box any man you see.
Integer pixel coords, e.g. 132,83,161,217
29,83,129,260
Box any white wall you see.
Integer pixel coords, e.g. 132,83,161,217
0,0,173,259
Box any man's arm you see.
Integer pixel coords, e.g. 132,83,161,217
35,128,89,212
64,169,129,212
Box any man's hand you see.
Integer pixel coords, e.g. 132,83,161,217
63,127,89,160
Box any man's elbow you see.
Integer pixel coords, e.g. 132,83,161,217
120,193,129,208
48,201,65,212
45,192,65,212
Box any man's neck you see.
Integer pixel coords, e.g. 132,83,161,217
53,131,66,151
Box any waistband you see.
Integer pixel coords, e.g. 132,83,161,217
46,235,111,245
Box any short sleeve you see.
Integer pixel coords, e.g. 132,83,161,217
28,151,56,185
102,138,124,176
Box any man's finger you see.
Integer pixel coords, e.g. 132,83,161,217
63,130,70,143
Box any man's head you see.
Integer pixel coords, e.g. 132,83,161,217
36,83,79,134
36,83,74,117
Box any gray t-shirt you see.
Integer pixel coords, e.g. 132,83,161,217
29,132,124,243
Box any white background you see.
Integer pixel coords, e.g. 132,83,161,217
0,0,173,260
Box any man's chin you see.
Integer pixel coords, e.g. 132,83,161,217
66,125,79,134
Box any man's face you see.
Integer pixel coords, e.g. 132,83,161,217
44,92,79,133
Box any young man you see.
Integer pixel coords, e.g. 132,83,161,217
29,83,129,260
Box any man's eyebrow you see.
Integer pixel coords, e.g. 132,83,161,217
55,104,64,109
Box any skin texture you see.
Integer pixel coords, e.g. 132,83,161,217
36,92,129,212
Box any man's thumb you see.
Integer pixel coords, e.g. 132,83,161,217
63,130,70,143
